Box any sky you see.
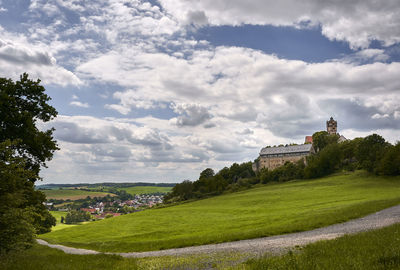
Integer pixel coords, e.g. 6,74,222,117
1,0,400,184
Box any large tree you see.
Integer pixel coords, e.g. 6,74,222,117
0,73,58,177
0,74,57,253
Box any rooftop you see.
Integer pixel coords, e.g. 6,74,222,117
260,144,313,156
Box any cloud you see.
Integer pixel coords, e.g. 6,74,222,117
339,49,390,64
70,101,90,108
319,98,400,131
0,39,54,65
170,103,212,127
78,44,400,139
158,0,400,49
0,36,81,86
186,10,209,27
2,0,399,183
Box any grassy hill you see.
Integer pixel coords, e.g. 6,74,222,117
40,171,400,252
43,189,114,200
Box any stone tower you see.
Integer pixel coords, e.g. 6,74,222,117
326,117,337,135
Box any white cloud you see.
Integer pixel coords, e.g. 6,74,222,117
78,45,400,136
70,101,90,108
159,0,400,49
0,35,81,86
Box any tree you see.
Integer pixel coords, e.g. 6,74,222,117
0,73,58,176
356,134,389,172
0,74,58,253
199,168,215,180
377,142,400,176
304,143,342,178
312,131,339,152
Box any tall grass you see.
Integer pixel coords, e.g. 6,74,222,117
245,223,400,270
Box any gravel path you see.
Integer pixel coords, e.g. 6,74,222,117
37,204,400,258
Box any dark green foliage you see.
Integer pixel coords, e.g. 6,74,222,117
305,143,343,178
260,159,305,183
199,168,215,180
312,131,339,152
377,142,400,176
165,162,256,202
164,180,194,201
65,210,91,224
340,137,362,170
0,140,55,253
0,73,58,176
0,74,58,253
356,134,389,172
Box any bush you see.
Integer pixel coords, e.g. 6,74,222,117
304,143,342,179
260,159,305,184
377,142,400,176
65,210,91,224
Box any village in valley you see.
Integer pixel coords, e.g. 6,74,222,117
41,185,169,222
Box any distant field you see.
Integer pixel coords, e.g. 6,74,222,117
40,172,400,252
43,189,113,200
118,186,172,195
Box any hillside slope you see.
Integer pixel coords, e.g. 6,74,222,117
40,172,400,252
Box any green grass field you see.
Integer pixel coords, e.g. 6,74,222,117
118,186,172,195
40,172,400,253
43,189,114,200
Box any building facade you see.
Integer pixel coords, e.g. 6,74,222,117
252,144,315,172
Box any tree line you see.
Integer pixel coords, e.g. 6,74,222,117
164,162,257,202
165,131,400,203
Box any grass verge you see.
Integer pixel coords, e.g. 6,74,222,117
245,222,400,270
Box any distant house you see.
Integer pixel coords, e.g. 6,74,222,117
252,144,315,172
81,208,96,214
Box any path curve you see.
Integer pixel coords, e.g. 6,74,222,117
37,204,400,258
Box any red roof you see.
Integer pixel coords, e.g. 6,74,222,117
305,136,313,144
81,208,96,213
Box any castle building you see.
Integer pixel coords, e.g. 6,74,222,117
252,117,344,172
326,117,337,135
252,144,315,172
